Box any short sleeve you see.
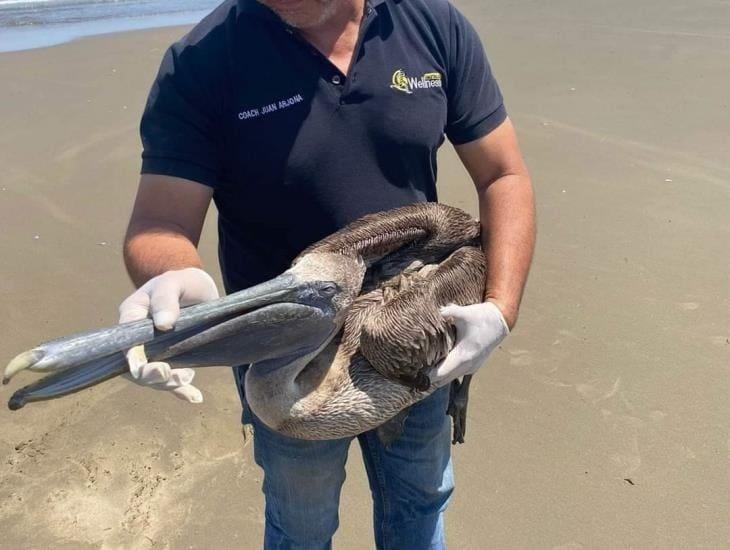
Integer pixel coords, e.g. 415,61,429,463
444,4,507,145
140,40,224,188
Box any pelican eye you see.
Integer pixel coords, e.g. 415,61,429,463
319,282,338,296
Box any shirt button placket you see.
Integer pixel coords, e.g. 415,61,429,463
331,74,342,85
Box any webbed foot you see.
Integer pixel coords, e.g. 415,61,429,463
447,375,472,444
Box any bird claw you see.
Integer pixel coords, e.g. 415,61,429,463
414,371,431,392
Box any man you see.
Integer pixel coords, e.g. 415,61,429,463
119,0,535,547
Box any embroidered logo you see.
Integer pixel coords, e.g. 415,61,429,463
237,93,304,121
390,69,443,94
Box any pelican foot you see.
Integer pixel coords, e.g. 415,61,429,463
447,375,472,445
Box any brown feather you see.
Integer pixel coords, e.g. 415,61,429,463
245,203,487,439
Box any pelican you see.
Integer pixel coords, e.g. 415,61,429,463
4,203,487,443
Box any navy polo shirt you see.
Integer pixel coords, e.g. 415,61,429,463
140,0,506,293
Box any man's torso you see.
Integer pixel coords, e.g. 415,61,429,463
140,0,504,291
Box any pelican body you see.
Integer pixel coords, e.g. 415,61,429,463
4,203,486,442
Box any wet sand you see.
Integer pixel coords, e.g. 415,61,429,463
1,1,729,547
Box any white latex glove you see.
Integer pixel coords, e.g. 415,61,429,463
430,301,510,387
118,267,219,403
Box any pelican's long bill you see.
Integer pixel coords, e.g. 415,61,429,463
4,272,343,410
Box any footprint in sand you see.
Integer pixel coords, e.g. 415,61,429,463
575,377,621,404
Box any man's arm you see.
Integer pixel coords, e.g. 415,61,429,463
454,117,536,329
124,174,214,286
431,117,533,394
119,174,218,402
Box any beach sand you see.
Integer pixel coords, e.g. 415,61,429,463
1,1,729,547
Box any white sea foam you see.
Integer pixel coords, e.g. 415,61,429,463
0,10,212,52
0,0,218,52
0,0,56,6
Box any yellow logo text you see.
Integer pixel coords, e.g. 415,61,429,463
390,69,443,94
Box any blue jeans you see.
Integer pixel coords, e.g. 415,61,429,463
235,368,454,549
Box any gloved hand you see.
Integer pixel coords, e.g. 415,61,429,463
430,301,510,387
118,267,219,403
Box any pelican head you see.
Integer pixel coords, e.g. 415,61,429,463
4,251,366,409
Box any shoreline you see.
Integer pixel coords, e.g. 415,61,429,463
0,9,206,53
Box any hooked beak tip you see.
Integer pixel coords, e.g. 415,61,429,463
3,349,42,383
8,392,26,410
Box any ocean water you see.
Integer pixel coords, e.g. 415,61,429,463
0,0,221,52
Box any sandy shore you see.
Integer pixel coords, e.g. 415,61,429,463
1,1,729,547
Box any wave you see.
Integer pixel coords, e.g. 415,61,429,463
0,0,138,7
0,0,220,27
